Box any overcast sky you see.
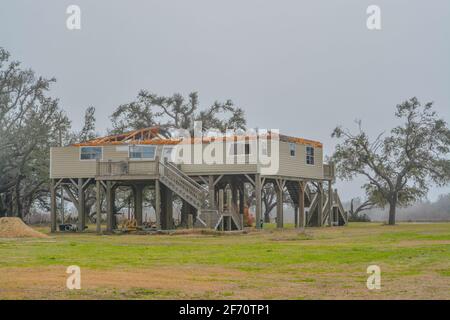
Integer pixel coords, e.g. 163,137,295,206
1,0,449,201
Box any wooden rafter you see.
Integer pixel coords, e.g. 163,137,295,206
71,126,323,148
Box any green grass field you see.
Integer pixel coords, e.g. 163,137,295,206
0,222,449,299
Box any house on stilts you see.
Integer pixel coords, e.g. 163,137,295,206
49,127,346,233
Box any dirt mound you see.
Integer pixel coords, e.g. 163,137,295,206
0,217,49,238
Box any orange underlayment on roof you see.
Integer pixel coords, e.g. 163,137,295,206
72,127,323,148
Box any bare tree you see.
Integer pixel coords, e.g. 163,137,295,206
262,184,277,222
332,97,450,225
78,106,97,142
110,90,246,133
244,182,289,223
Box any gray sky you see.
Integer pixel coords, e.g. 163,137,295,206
1,0,449,201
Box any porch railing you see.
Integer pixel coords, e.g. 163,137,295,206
96,160,157,176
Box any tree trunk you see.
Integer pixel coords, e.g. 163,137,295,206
7,192,13,216
180,200,190,227
0,195,6,217
264,209,271,223
388,195,397,225
14,185,23,219
264,203,276,223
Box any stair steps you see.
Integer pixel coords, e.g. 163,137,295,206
158,159,241,231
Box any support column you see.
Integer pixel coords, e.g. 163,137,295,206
96,180,102,234
78,178,86,232
160,184,173,229
231,182,238,210
238,184,245,229
294,205,299,228
299,181,306,229
111,186,117,230
208,175,215,209
328,180,333,227
226,189,232,210
317,182,323,227
255,174,262,229
50,179,57,232
155,179,161,229
180,200,190,228
187,214,193,228
180,201,187,227
134,184,144,226
106,181,114,233
276,180,284,229
60,184,65,225
218,189,224,213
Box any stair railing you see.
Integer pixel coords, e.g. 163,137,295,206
333,189,346,223
321,195,330,225
158,159,208,208
306,193,318,226
164,159,205,190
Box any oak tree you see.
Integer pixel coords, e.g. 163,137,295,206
332,98,450,224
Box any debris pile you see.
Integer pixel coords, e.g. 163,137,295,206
0,217,49,238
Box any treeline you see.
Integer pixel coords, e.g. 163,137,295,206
0,47,247,220
344,194,450,222
0,48,70,218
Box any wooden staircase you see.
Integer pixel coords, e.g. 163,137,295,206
285,181,313,207
307,189,347,226
285,180,347,227
215,204,242,231
159,160,207,210
158,159,242,230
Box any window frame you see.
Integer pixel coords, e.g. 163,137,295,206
260,140,268,156
79,146,103,161
229,142,251,156
306,146,315,165
128,145,157,161
162,146,176,162
289,142,296,157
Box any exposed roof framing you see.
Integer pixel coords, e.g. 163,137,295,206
72,126,323,148
72,127,171,146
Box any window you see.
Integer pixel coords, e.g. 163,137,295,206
80,147,102,160
245,143,250,155
289,143,296,157
260,140,268,156
306,146,314,165
229,142,250,155
129,145,156,160
162,146,175,162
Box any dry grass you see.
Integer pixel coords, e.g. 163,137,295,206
0,222,449,299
